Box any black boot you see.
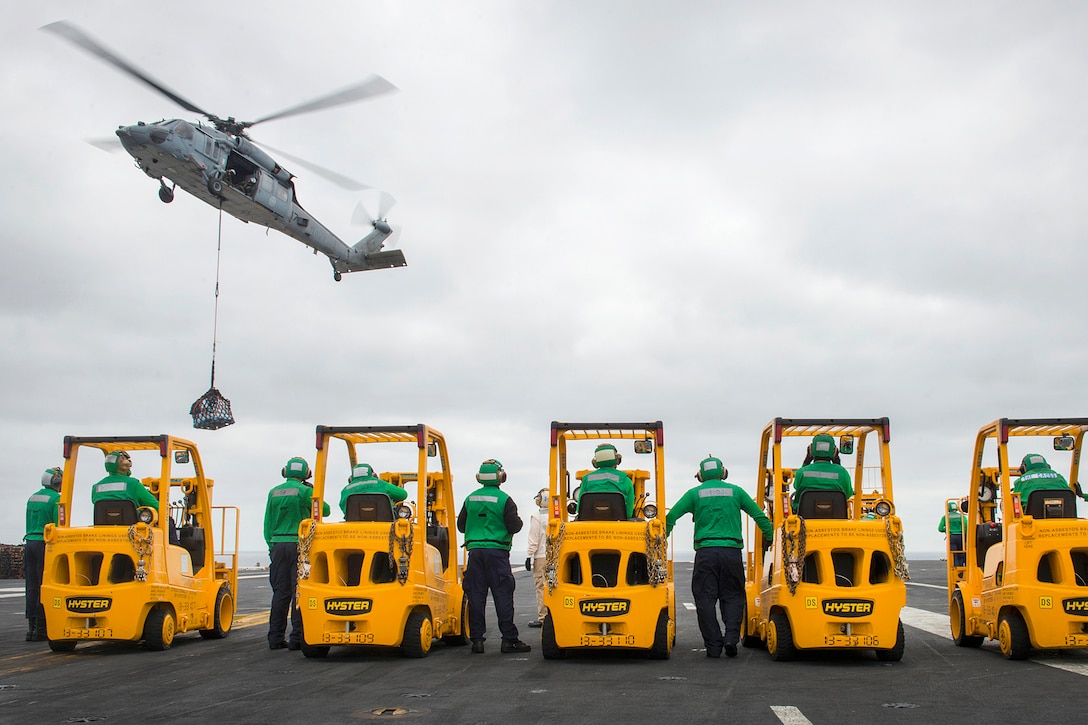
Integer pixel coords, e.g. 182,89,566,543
25,621,35,642
31,618,49,642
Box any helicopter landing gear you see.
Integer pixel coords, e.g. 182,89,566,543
158,182,175,204
207,177,224,198
333,271,342,282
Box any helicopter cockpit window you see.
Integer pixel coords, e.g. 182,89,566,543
173,120,195,140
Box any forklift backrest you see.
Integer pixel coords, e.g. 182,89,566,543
93,500,138,526
345,493,395,522
797,490,848,519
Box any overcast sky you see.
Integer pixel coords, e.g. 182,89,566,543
2,1,1086,561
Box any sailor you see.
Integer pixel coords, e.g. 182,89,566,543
667,455,773,658
91,451,159,510
264,456,329,650
24,467,62,641
791,434,853,511
577,444,635,518
457,459,531,654
1012,453,1075,500
525,488,549,627
938,500,967,567
338,462,406,516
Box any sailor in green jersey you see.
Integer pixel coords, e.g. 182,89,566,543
667,456,773,658
91,450,158,510
791,434,853,512
24,467,62,641
457,459,531,654
938,500,967,567
1012,453,1084,503
264,456,329,650
577,443,636,518
338,462,406,516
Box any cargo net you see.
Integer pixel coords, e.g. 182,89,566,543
190,387,235,430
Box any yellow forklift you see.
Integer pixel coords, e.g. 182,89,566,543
744,418,908,661
541,421,674,659
948,417,1088,659
295,425,465,658
40,435,238,652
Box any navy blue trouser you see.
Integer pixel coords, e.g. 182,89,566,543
464,548,519,643
24,540,46,621
691,546,745,653
268,541,302,646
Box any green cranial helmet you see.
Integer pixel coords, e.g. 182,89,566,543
104,450,131,475
592,444,621,468
947,500,959,513
476,459,506,485
1019,453,1049,474
282,456,312,481
811,434,837,462
351,463,375,480
42,467,63,489
697,456,726,481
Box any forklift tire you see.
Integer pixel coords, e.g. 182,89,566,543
875,619,905,661
998,609,1031,660
767,612,797,662
950,590,984,647
200,586,234,639
541,613,565,660
441,596,469,646
741,606,763,649
48,639,77,653
301,642,330,658
648,609,671,660
401,611,433,658
143,607,176,651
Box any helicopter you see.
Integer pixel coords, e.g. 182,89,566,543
43,21,405,281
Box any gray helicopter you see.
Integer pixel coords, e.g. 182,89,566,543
43,21,404,281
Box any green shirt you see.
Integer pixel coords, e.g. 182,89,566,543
578,467,636,518
264,479,329,546
791,461,853,510
92,475,159,510
339,477,407,516
25,487,60,541
460,485,515,550
666,480,773,549
1013,468,1070,501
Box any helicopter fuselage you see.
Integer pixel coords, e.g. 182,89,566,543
115,118,404,279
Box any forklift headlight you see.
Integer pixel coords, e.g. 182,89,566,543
873,500,893,517
137,506,156,524
396,504,413,519
643,503,658,519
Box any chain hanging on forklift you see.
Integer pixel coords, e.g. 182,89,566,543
190,204,235,430
128,524,153,582
544,521,565,593
782,518,807,595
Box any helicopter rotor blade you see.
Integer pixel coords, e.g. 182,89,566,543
351,191,397,226
250,75,397,127
41,21,212,118
86,137,124,152
255,141,370,191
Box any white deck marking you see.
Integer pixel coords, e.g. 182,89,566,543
771,705,814,724
902,606,1088,676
